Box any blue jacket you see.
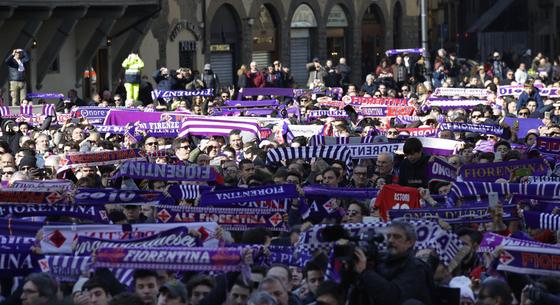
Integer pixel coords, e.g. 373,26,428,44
516,89,544,112
4,50,29,81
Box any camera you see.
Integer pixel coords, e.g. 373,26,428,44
320,225,384,282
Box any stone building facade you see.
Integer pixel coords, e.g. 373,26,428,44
139,0,421,88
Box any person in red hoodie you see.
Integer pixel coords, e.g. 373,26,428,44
246,61,265,88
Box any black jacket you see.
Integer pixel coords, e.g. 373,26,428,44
353,249,434,305
4,51,29,81
398,153,430,188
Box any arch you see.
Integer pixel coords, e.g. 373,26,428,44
251,4,281,67
393,1,403,49
286,0,323,29
323,1,354,63
361,3,386,79
291,3,317,28
208,3,243,87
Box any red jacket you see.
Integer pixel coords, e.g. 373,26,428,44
246,71,265,88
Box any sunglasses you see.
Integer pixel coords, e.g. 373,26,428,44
1,171,14,175
471,115,482,119
388,131,399,135
519,112,529,116
179,146,190,150
145,142,158,146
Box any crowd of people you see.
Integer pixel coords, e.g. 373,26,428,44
0,45,559,305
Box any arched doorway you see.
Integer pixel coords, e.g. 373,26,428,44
326,4,349,63
210,5,241,87
252,4,279,69
393,2,403,49
290,3,318,87
361,4,385,79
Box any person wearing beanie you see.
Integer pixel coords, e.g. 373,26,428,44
18,155,36,171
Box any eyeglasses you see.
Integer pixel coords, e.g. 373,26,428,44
178,146,190,150
145,142,158,146
20,166,33,171
387,131,399,135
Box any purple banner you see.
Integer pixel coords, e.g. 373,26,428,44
459,159,549,182
112,161,217,182
200,185,298,207
104,109,187,126
302,185,378,199
73,107,139,124
503,117,542,138
0,190,67,204
151,89,214,100
95,247,244,272
74,227,199,256
388,204,517,224
426,158,457,181
156,205,288,231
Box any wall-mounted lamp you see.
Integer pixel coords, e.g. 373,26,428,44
32,39,38,49
106,36,112,46
199,22,205,29
245,18,254,26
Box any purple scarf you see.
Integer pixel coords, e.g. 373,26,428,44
385,48,424,56
41,255,92,282
179,117,261,138
237,87,294,99
439,122,505,137
27,93,64,99
224,99,280,107
64,149,147,167
112,161,217,182
151,89,214,100
306,110,347,120
199,184,298,207
74,188,165,205
40,222,220,254
433,88,489,98
388,204,517,224
459,159,549,182
426,158,457,181
74,227,199,256
95,247,245,272
11,180,74,192
479,233,560,277
155,205,288,231
0,204,108,223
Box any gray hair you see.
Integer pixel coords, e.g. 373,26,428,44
378,152,394,163
389,220,417,241
248,291,278,305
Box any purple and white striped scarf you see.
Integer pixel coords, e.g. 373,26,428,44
395,115,445,125
41,104,55,116
308,135,377,146
19,105,33,116
523,211,560,230
297,220,465,266
306,110,347,120
266,146,353,177
224,99,280,107
0,106,11,117
179,117,260,138
40,256,92,282
446,181,560,206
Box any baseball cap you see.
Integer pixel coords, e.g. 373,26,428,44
204,63,211,70
159,281,188,302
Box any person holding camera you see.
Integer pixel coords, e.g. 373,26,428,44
4,48,29,106
349,221,434,305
